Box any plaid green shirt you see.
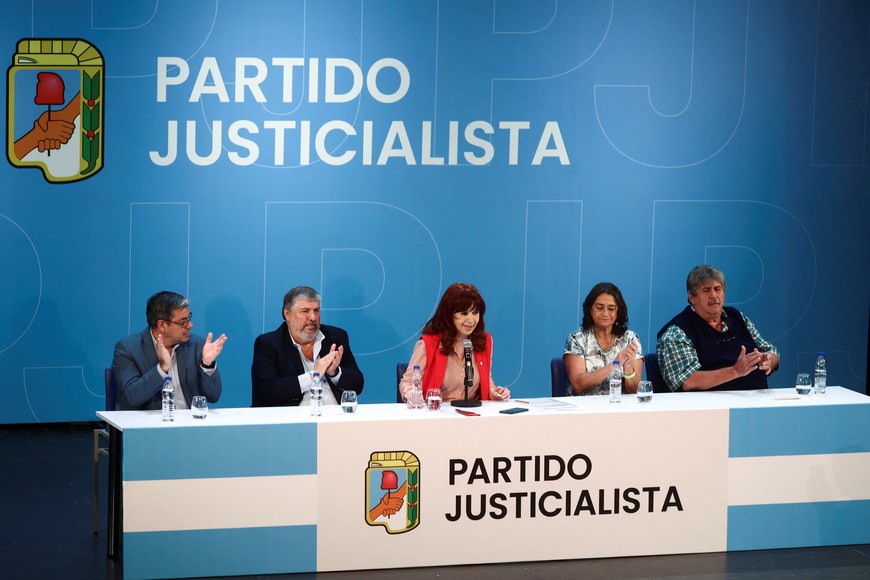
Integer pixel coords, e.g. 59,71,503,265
656,310,779,391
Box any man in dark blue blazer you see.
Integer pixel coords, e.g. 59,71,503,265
113,291,228,410
252,286,364,407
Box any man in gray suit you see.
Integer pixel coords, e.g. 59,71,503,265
113,291,228,410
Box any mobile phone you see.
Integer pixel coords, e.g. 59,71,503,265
499,407,528,415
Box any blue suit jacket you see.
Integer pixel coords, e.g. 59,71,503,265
251,323,364,407
112,328,223,410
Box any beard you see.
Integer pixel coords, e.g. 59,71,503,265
294,323,318,343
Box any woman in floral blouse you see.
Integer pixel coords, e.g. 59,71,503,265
563,282,643,395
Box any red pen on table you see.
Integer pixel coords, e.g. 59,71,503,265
455,409,479,417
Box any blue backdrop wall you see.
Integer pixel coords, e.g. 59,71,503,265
2,0,868,423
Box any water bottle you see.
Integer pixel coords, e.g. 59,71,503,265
310,372,323,416
407,365,424,409
609,361,622,404
161,376,175,422
813,352,827,395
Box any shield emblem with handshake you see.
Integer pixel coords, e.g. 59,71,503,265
365,451,420,534
7,38,104,183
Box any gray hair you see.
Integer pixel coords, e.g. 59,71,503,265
282,286,321,315
686,265,726,298
146,291,190,328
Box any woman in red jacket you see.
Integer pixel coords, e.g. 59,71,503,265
400,282,510,403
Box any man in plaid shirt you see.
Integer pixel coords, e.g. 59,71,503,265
656,265,779,392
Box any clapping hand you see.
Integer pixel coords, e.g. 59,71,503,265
202,332,228,366
758,352,777,375
734,346,764,377
616,341,639,367
315,344,344,377
156,333,171,373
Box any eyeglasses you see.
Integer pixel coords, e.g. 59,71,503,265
163,312,193,328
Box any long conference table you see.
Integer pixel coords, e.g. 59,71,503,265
98,386,870,580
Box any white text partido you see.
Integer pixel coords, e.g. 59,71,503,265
149,56,570,167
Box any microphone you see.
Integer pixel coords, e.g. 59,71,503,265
463,339,474,388
452,339,482,407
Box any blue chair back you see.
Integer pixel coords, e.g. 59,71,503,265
644,353,669,393
104,368,119,411
396,362,409,403
550,357,568,397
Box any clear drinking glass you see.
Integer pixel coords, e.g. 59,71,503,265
426,388,442,411
191,396,208,419
341,390,358,413
795,373,812,396
636,381,653,403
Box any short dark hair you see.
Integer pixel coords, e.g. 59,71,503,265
581,282,629,337
423,282,487,354
282,286,321,317
686,265,726,298
146,291,190,328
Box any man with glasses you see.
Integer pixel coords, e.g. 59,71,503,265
113,291,228,410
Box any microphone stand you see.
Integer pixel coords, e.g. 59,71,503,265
452,340,482,408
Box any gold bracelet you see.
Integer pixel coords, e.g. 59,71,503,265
623,369,637,380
